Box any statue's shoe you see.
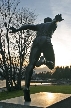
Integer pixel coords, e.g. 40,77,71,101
23,89,31,102
36,56,54,70
36,56,45,67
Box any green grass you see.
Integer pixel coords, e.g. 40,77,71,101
0,85,71,100
0,90,23,101
30,85,71,94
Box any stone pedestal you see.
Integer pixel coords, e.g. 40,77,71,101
0,92,71,108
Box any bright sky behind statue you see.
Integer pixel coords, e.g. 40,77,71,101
18,0,71,66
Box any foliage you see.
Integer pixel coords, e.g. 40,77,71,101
34,65,71,80
52,66,71,79
35,71,52,80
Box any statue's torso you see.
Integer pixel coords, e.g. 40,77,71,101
36,22,52,38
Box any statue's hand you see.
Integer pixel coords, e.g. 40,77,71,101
55,14,64,22
9,27,17,33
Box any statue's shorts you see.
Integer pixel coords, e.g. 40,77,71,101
29,36,55,68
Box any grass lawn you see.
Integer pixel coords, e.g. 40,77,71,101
0,85,71,100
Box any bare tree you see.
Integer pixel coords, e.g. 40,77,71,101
0,0,21,91
13,8,37,89
0,0,37,90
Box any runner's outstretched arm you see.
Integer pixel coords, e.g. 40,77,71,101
10,24,37,33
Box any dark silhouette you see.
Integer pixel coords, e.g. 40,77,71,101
10,14,64,101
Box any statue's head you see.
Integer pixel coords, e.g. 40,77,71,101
44,17,52,23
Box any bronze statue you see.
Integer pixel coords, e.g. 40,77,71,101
10,14,64,101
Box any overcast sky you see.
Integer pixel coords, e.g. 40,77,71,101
18,0,71,66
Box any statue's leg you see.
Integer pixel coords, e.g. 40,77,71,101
24,46,41,101
43,43,55,70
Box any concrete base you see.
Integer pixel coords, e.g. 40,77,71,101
0,92,71,108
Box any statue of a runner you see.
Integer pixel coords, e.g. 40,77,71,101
10,14,64,101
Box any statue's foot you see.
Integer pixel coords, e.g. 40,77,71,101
24,89,31,102
45,61,54,70
36,56,45,67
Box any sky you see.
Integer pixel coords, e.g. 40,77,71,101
17,0,71,67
